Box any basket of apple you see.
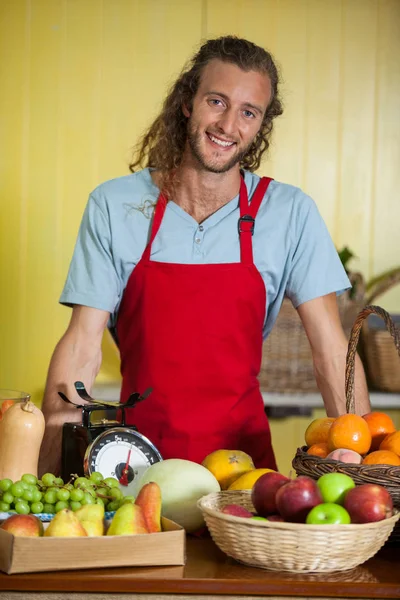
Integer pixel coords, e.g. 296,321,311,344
197,470,399,573
292,305,400,542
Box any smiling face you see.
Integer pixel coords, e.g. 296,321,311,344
183,59,272,174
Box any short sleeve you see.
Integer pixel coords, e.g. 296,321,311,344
286,192,351,308
59,191,121,313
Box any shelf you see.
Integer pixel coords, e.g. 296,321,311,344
92,384,400,409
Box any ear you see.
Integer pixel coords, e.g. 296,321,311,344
182,103,191,118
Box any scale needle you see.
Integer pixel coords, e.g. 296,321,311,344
119,446,133,486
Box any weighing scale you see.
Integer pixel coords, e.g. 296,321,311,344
60,382,162,496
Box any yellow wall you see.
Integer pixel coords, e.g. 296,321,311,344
1,0,399,405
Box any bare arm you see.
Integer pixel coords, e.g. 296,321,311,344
297,293,371,417
38,305,110,477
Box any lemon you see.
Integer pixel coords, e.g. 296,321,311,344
227,468,275,490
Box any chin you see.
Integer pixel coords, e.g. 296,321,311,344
188,131,241,174
200,149,242,174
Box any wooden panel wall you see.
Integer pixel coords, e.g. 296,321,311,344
0,0,399,405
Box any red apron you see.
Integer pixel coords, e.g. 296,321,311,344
116,176,277,469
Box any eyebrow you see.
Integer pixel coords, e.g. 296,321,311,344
205,91,265,116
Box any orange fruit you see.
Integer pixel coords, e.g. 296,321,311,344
379,431,400,457
327,414,372,455
306,442,330,458
1,400,14,414
362,450,400,466
362,412,396,450
304,417,336,447
202,449,255,490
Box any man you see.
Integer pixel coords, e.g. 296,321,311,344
39,36,370,476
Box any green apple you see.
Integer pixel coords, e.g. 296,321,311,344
317,473,355,505
306,503,351,525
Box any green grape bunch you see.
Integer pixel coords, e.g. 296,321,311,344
0,472,131,516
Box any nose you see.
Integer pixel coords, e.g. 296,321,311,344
215,107,238,138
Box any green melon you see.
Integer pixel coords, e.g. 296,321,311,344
137,458,220,532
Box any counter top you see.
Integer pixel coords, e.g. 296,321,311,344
0,536,399,598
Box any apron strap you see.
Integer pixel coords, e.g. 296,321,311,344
142,193,168,262
143,176,273,264
239,176,273,265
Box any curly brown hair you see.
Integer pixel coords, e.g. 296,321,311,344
129,36,283,184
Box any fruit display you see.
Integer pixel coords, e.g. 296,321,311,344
201,449,255,489
137,458,221,532
306,503,351,525
0,513,44,537
274,476,323,523
344,484,394,524
363,412,396,450
219,470,395,526
134,480,162,532
0,481,163,538
328,414,372,455
304,417,335,447
303,411,400,466
316,473,355,504
198,468,399,574
0,398,45,480
326,448,363,463
0,471,129,515
220,504,253,518
226,468,275,490
251,471,289,516
362,450,400,466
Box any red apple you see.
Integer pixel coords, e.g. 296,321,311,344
275,476,323,522
0,514,44,537
221,504,253,518
251,471,290,517
344,484,393,523
266,514,285,522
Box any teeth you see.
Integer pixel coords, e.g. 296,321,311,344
209,134,234,148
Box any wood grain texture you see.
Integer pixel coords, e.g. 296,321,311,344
0,537,399,597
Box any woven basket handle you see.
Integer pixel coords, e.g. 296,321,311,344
366,268,400,304
345,305,400,413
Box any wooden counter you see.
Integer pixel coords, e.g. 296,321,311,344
0,536,399,598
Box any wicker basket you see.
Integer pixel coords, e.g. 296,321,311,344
258,272,365,393
362,268,400,392
293,304,400,541
198,490,400,573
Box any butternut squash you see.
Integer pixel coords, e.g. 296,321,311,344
0,398,45,481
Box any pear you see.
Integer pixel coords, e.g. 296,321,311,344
135,482,162,533
75,503,105,536
107,502,148,536
44,509,88,537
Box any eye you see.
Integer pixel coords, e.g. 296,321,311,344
208,98,224,107
243,109,256,119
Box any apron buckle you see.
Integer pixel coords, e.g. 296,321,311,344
238,214,255,235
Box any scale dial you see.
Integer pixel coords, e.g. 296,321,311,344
84,427,162,497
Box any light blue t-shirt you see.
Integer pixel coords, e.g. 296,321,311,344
60,168,350,340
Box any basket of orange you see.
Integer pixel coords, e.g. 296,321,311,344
292,305,400,541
